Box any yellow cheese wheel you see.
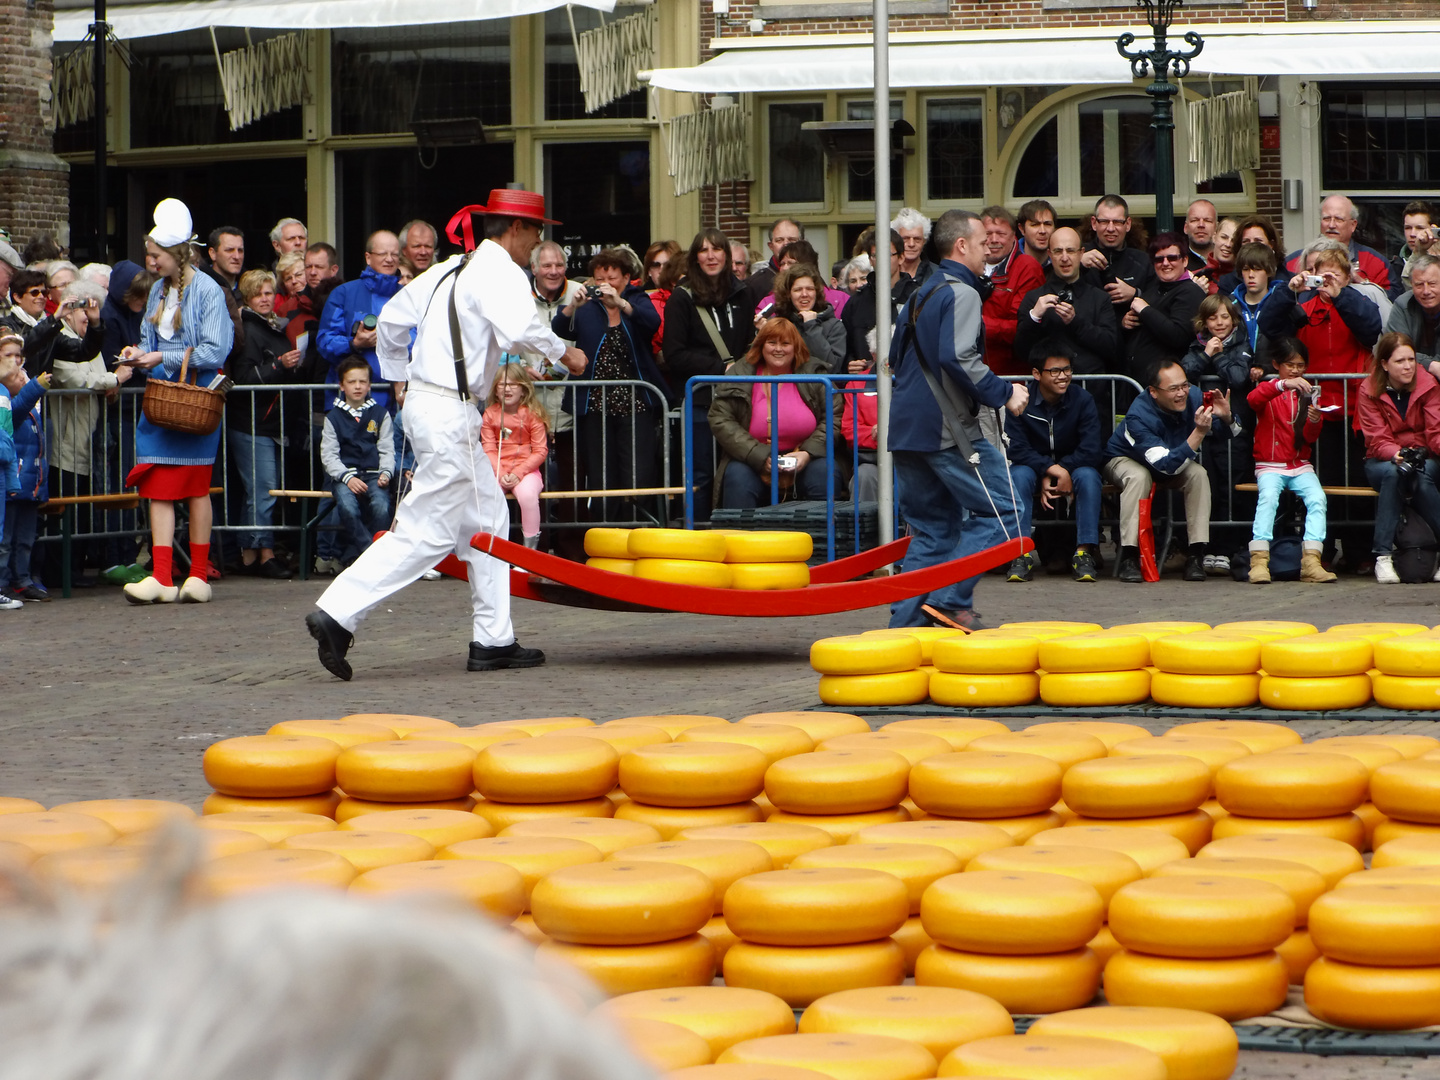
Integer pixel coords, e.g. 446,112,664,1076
617,715,729,737
0,797,45,816
1103,949,1288,1020
1373,819,1440,847
116,825,266,860
471,797,614,832
614,1017,714,1071
792,843,961,914
741,713,871,742
633,559,734,588
722,941,907,1008
399,726,533,753
587,557,637,575
965,846,1142,913
1308,883,1440,966
597,985,797,1057
342,713,458,738
816,732,951,768
1214,751,1367,818
678,822,834,869
1213,620,1317,636
810,635,922,676
1037,671,1150,708
1163,721,1300,753
720,531,814,563
908,752,1060,820
1275,927,1320,983
1354,733,1440,759
724,867,908,946
619,743,770,809
1037,633,1149,673
1152,856,1326,925
1355,801,1386,849
943,811,1063,844
877,718,1007,749
202,735,340,798
1369,674,1440,710
766,750,911,815
861,628,964,664
766,809,913,844
612,839,773,914
730,564,812,590
924,672,1035,707
932,635,1039,675
681,724,814,765
1198,834,1363,888
539,934,717,996
585,527,633,558
629,528,729,562
1111,620,1212,638
798,986,1012,1062
334,740,477,802
1088,925,1122,967
1004,620,1103,633
438,835,602,904
205,791,345,817
49,798,194,836
818,672,930,707
1027,1007,1237,1080
1258,674,1374,711
921,869,1102,954
1371,759,1440,823
718,1032,932,1080
1373,833,1440,869
348,858,526,916
1022,721,1150,751
850,820,1013,867
1060,755,1210,819
891,915,935,976
201,848,356,897
700,913,742,962
1151,632,1262,675
1065,811,1213,856
501,816,661,856
968,731,1109,772
30,846,145,895
267,718,399,746
485,717,595,737
1375,635,1440,677
1027,825,1188,875
339,808,492,848
278,828,434,872
914,946,1100,1014
1107,876,1294,958
567,723,673,754
1260,636,1372,678
617,802,767,840
1304,956,1440,1029
1335,865,1440,889
475,736,620,803
1331,621,1430,636
1146,671,1258,709
1111,736,1250,780
531,861,713,944
940,1033,1164,1080
196,810,335,844
1211,813,1365,850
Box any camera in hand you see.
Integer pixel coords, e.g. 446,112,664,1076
585,285,604,301
1055,288,1074,306
1303,274,1324,289
352,314,378,336
1397,445,1428,498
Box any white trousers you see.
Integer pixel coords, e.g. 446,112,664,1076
317,388,514,646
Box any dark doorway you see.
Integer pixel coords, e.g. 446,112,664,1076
544,141,650,277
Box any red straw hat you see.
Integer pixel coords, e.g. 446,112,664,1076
446,189,560,251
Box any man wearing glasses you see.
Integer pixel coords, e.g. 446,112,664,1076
317,230,404,409
1104,357,1232,583
1080,195,1153,330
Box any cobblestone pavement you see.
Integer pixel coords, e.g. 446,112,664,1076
9,566,1440,1077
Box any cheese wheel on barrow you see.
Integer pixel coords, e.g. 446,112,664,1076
722,531,813,563
585,527,633,559
621,743,770,808
203,735,340,798
628,528,728,562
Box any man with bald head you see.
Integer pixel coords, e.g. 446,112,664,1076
1284,194,1392,295
1014,226,1118,378
316,229,405,407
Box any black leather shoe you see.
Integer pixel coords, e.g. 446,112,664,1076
1183,555,1207,582
921,605,987,632
257,558,293,580
305,610,354,681
1116,555,1144,583
468,640,546,671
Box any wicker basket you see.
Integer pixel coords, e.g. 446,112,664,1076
141,347,226,436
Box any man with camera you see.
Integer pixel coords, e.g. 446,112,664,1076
317,230,405,409
1014,227,1118,379
1079,195,1153,326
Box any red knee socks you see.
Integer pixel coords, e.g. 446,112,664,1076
190,543,210,583
152,546,173,587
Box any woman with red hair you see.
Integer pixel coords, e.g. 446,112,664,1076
707,317,840,509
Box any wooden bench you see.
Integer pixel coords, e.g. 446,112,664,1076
269,489,336,581
1235,483,1376,497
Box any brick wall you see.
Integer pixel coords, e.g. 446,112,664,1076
0,0,71,248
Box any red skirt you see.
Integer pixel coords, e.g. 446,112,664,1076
127,463,212,500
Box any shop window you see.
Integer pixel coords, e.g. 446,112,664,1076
768,102,825,205
1013,116,1058,198
844,99,905,205
1323,86,1440,189
1078,96,1154,196
544,142,652,276
545,7,647,121
925,97,983,202
333,22,511,135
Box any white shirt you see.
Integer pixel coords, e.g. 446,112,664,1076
158,287,181,341
377,241,567,401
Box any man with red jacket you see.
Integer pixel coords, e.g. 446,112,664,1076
980,206,1045,376
1284,194,1392,295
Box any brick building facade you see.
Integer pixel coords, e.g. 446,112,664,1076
0,0,69,246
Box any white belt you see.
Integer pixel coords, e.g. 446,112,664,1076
407,379,467,400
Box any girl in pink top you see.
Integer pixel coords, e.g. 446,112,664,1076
482,366,549,547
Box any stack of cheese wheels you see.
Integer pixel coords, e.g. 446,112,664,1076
1059,754,1215,855
721,867,909,1006
1149,631,1268,709
915,868,1105,1014
616,738,771,839
473,730,622,832
908,749,1066,842
585,528,637,575
718,531,813,591
531,859,717,995
811,636,928,708
1369,753,1440,847
1036,633,1152,708
202,734,342,813
928,632,1040,708
627,529,732,589
1305,878,1440,1029
798,985,1013,1062
1212,750,1370,850
1372,631,1440,711
1028,1005,1239,1080
1258,636,1375,712
1103,874,1295,1020
764,749,913,841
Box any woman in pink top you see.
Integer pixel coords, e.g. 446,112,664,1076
707,318,840,509
482,365,549,548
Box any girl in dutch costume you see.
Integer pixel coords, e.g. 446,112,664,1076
120,199,235,604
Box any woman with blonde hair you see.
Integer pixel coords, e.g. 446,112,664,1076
118,198,235,604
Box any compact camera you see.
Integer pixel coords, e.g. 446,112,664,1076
777,455,799,470
1303,274,1325,289
1054,288,1074,306
585,284,605,301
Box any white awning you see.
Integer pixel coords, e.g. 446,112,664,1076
52,0,616,42
642,21,1440,93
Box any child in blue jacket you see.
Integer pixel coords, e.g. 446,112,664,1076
0,332,49,603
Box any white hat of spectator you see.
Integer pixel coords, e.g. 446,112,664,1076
148,198,194,248
0,240,21,271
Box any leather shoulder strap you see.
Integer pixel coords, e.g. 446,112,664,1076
682,285,733,362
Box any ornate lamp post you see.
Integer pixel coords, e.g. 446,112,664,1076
1117,0,1203,234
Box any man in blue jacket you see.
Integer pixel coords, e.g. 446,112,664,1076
888,209,1028,631
1004,338,1103,583
1104,356,1233,583
317,230,403,409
